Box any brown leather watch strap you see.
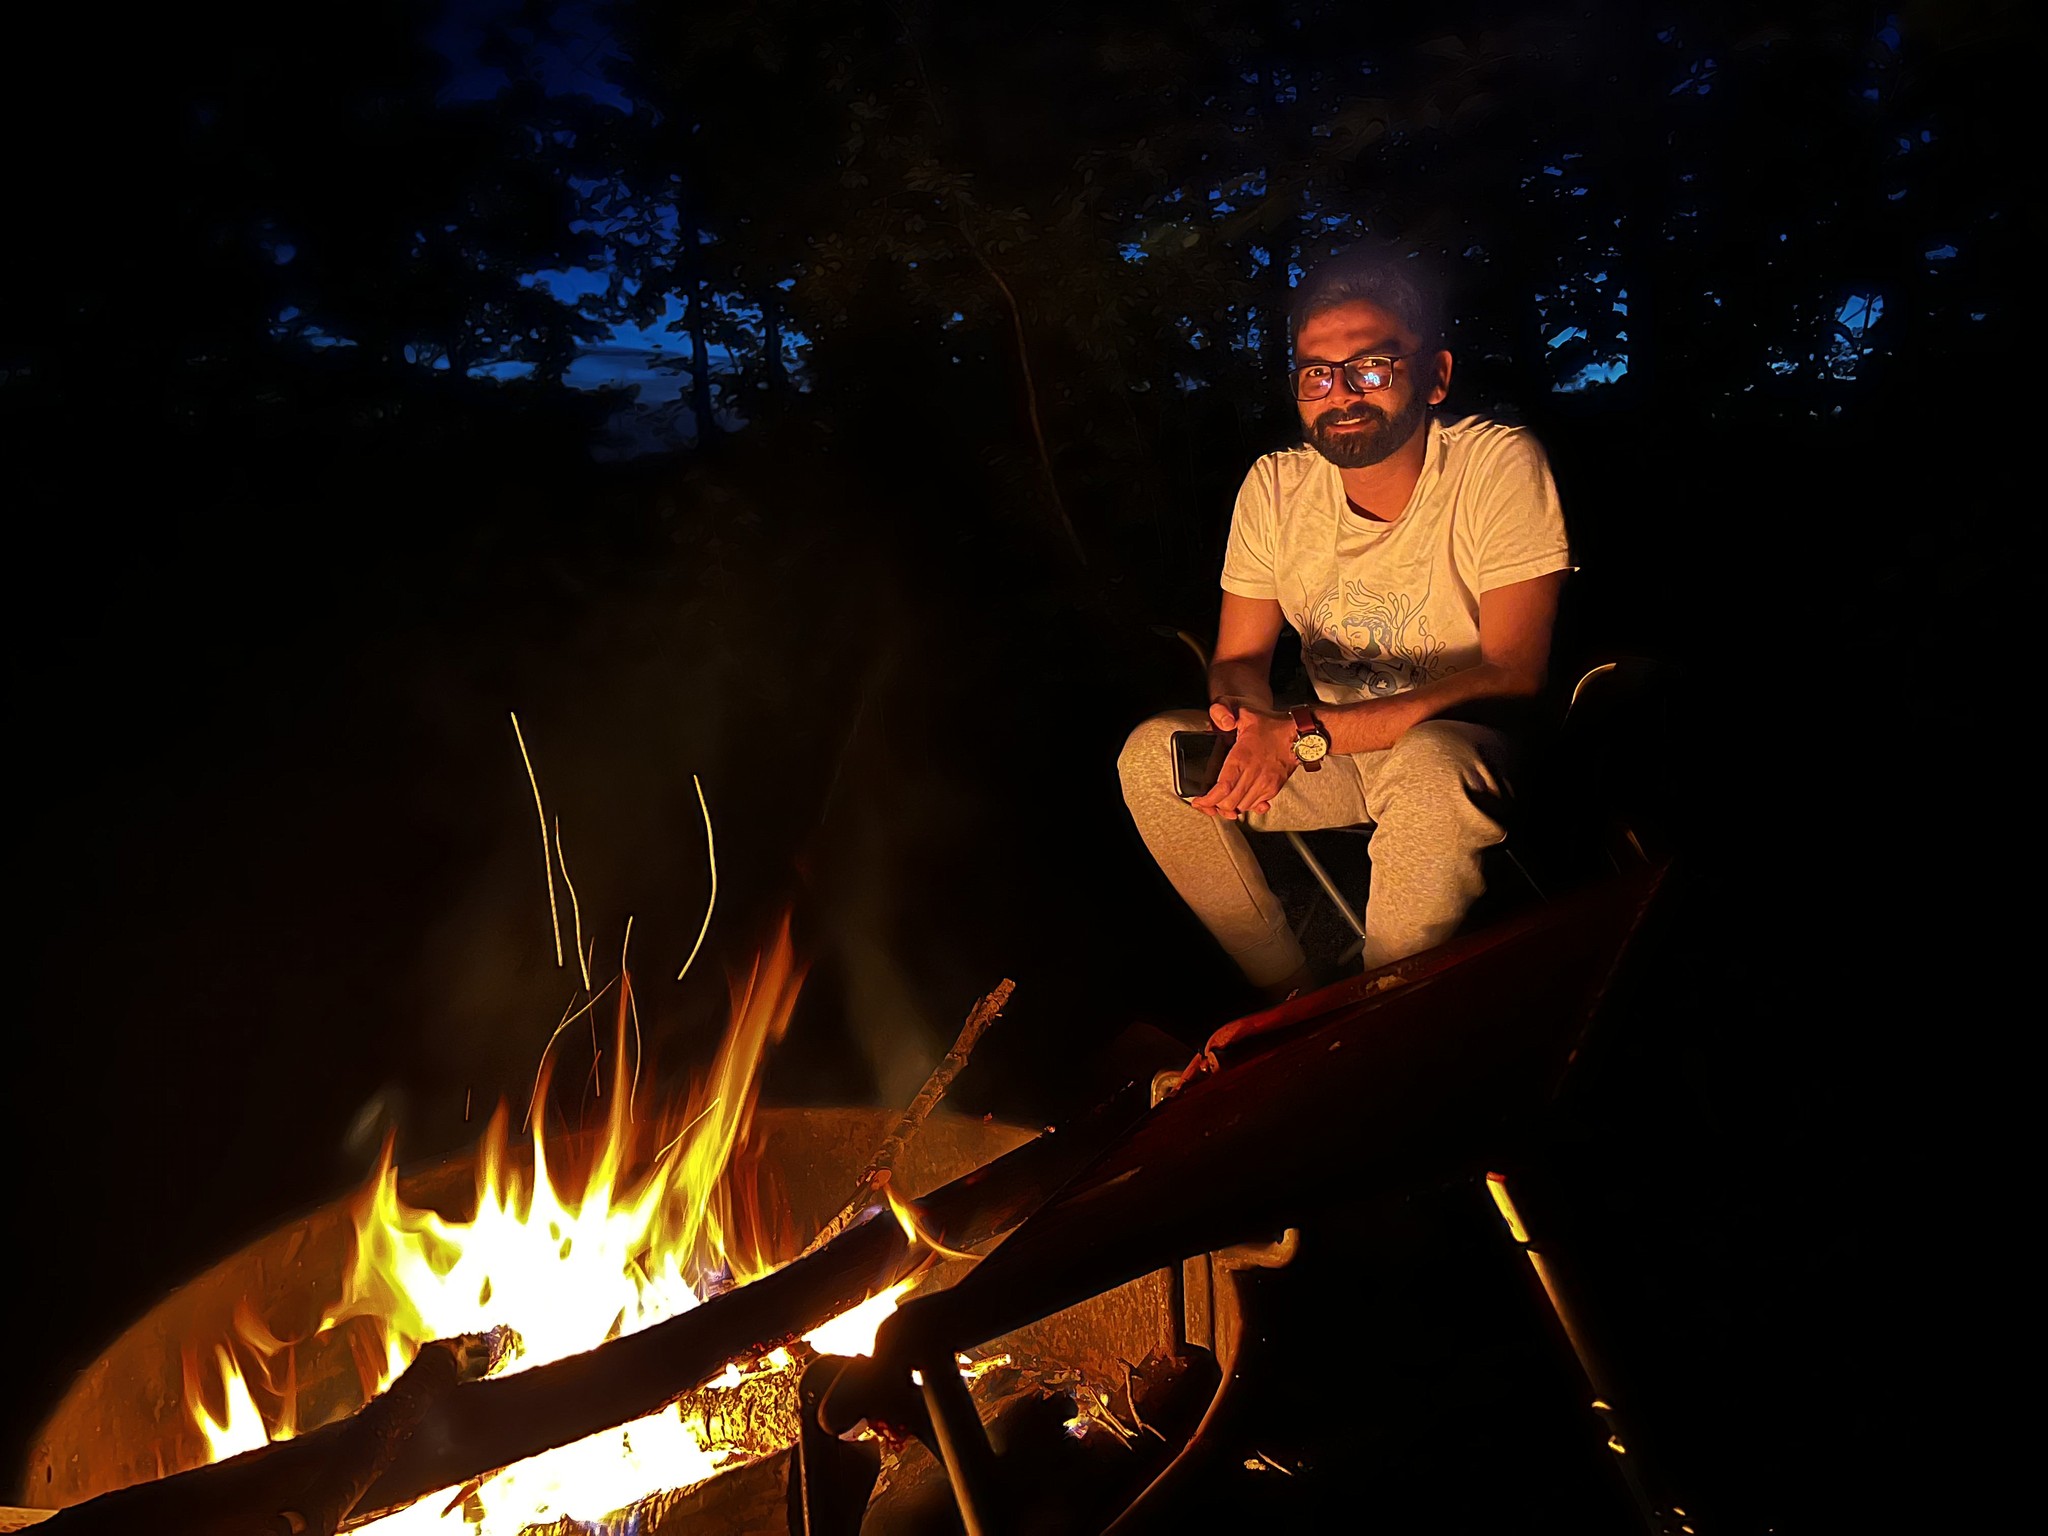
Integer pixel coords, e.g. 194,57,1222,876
1288,705,1328,771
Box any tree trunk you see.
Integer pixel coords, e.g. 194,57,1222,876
678,210,719,444
762,285,785,395
1263,192,1302,384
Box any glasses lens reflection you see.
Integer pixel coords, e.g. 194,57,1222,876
1293,357,1399,400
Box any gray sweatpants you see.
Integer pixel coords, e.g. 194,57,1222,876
1117,711,1516,984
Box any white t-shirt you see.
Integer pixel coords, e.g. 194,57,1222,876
1219,414,1572,707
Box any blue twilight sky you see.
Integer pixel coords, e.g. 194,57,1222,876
407,1,1929,453
430,0,634,113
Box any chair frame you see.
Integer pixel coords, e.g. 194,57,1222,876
1258,657,1646,970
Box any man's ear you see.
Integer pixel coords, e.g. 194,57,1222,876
1429,348,1454,406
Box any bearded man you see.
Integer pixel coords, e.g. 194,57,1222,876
1119,249,1573,998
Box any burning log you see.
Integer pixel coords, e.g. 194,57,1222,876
33,1079,1152,1536
260,1328,516,1536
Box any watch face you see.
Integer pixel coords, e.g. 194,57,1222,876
1295,732,1329,763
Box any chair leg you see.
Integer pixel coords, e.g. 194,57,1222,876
1283,831,1369,949
917,1339,1011,1536
1482,1172,1685,1536
793,1354,886,1534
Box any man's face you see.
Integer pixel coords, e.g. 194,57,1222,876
1293,299,1450,470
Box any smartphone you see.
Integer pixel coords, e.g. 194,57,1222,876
1171,729,1236,799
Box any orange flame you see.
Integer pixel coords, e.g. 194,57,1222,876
180,912,906,1531
322,920,802,1397
886,1180,982,1264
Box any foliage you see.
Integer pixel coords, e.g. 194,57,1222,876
590,0,2022,578
2,0,620,452
6,3,2020,479
0,0,2025,600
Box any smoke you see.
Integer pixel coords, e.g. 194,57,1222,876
342,1083,410,1166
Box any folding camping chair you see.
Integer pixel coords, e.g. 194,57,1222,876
1160,625,1662,971
1290,652,1664,966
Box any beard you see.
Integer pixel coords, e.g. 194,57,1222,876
1305,388,1430,469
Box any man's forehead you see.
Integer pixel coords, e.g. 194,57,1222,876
1296,298,1412,356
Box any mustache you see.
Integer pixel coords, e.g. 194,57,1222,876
1316,406,1385,428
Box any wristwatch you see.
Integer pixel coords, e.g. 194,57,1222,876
1288,706,1330,771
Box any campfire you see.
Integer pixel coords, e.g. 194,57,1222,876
16,740,1198,1536
13,723,1669,1536
16,913,1179,1536
167,914,890,1534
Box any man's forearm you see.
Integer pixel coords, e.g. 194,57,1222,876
1319,661,1542,755
1208,658,1275,712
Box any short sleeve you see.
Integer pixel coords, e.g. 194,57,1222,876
1472,430,1573,592
1219,458,1280,599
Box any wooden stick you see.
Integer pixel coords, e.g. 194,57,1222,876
801,979,1015,1257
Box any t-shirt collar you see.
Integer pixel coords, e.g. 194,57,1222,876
1327,412,1445,527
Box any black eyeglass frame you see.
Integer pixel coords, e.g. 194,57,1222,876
1289,350,1426,401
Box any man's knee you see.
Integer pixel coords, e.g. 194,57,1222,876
1385,719,1505,796
1375,722,1512,854
1117,710,1205,801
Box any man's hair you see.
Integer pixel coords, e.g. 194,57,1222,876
1289,247,1448,356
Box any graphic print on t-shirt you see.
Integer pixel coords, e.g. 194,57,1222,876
1296,578,1449,699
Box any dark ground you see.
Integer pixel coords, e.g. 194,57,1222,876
3,397,2008,1531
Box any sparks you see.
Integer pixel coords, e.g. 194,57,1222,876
675,774,717,982
509,711,563,968
525,978,619,1133
554,817,592,991
623,915,642,1120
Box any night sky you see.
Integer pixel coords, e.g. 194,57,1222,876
1,2,2017,1530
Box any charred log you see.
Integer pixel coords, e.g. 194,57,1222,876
261,1329,516,1536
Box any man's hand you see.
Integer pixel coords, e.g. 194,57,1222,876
1193,703,1298,820
1207,695,1261,732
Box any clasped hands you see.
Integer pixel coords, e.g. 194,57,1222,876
1189,699,1301,821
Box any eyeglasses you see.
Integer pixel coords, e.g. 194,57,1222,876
1291,351,1423,401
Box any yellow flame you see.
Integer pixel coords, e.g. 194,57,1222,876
323,918,802,1388
803,1281,914,1359
885,1182,981,1263
179,913,915,1532
181,1345,269,1462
